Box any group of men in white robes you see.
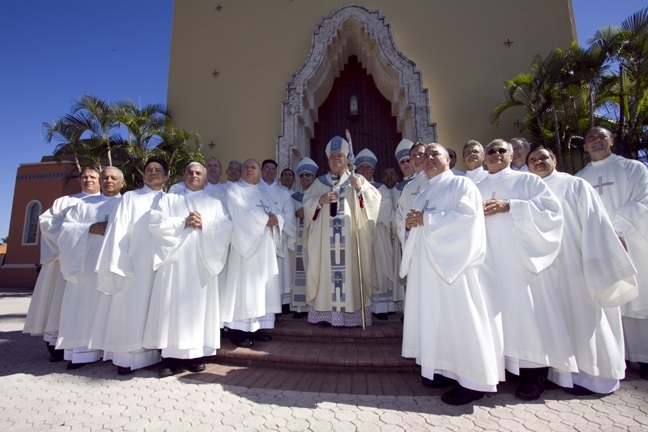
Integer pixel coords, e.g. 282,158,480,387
398,130,645,405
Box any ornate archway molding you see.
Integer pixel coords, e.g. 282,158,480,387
276,4,437,169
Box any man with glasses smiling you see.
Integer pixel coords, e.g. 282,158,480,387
576,126,648,380
477,139,574,401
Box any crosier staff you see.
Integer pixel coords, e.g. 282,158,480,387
345,129,367,331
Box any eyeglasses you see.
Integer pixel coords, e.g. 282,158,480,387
487,148,508,155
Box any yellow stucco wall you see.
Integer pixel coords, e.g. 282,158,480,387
167,0,576,170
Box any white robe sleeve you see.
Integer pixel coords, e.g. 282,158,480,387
57,205,92,284
227,183,273,259
401,179,485,284
149,194,191,271
575,180,638,307
508,178,563,274
612,161,648,242
195,195,232,277
94,194,136,295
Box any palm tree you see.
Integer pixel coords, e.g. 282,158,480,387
45,96,204,191
491,49,574,169
71,95,119,166
42,116,100,172
590,7,648,158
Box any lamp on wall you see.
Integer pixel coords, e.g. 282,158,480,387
350,82,359,116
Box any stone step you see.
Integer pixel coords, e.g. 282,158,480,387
215,312,416,372
260,312,404,344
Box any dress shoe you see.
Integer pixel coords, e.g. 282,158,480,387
639,362,648,380
158,358,178,378
248,332,272,342
563,384,594,396
187,358,206,373
441,385,484,405
372,312,388,321
233,338,254,348
515,368,548,401
159,367,176,378
49,349,65,363
422,374,455,389
66,362,84,370
117,366,133,376
293,312,308,319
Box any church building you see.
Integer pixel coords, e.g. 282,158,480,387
167,0,576,173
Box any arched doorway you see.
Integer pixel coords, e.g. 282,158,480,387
310,55,401,176
276,5,437,173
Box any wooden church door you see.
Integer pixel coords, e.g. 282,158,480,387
310,55,402,179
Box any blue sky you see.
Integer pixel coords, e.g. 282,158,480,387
0,0,645,239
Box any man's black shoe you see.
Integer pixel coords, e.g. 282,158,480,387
117,366,133,376
515,367,547,401
233,338,254,348
158,358,178,378
421,374,455,389
187,358,206,373
441,385,484,405
49,350,65,363
293,312,308,319
639,362,648,380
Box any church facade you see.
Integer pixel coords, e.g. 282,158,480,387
167,0,576,172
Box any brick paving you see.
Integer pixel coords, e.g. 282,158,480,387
2,287,648,431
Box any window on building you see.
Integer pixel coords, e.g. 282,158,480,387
22,200,42,245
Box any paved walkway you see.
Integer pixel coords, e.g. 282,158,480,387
1,288,647,431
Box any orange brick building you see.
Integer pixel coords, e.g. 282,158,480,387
0,159,80,288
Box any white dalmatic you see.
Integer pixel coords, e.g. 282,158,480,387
370,181,398,314
400,171,501,392
543,171,638,394
23,191,95,342
55,194,122,363
396,172,428,246
290,191,309,313
477,168,576,375
577,154,648,364
221,181,284,332
144,189,232,359
262,182,296,305
91,186,165,369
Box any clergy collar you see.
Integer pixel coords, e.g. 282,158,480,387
543,170,558,181
184,188,203,194
101,193,122,200
427,170,453,185
590,153,617,166
487,167,515,179
141,184,163,194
